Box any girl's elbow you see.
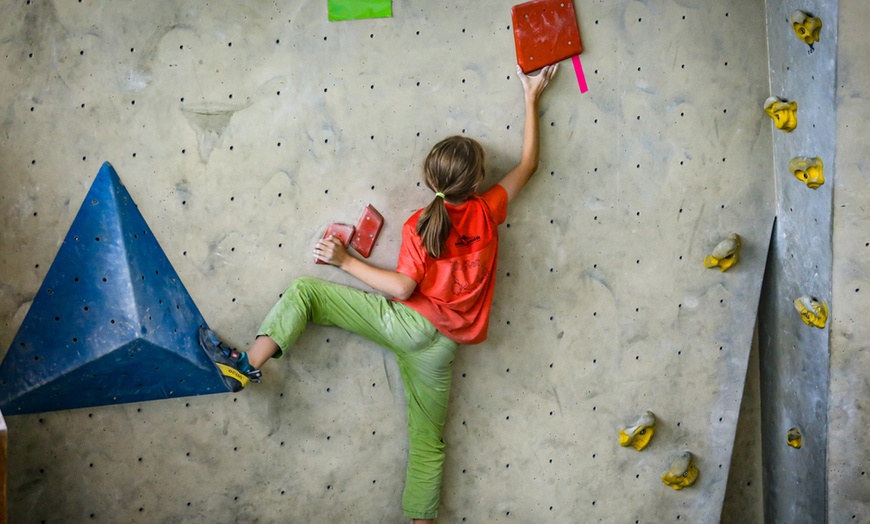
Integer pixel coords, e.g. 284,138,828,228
521,156,539,176
395,281,416,301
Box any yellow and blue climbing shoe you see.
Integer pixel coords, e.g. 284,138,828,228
198,327,262,392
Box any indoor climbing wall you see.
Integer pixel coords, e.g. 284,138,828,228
0,1,774,522
758,1,837,522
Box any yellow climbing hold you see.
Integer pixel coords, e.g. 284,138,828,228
789,156,824,189
704,234,741,272
764,96,798,132
794,295,828,329
662,451,699,490
619,411,656,451
791,10,822,46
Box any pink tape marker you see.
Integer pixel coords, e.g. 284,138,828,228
571,55,588,94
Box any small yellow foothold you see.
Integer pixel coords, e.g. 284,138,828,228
619,411,656,451
661,451,699,490
790,10,822,46
704,234,741,272
764,96,798,132
794,295,828,328
787,427,803,448
788,156,825,189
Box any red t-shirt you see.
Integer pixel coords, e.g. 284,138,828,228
395,184,508,344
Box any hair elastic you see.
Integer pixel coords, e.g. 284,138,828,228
435,192,445,199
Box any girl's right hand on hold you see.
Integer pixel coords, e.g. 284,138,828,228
314,235,349,267
517,63,558,103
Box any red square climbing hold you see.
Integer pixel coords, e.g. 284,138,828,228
512,0,583,74
315,223,355,264
351,204,384,259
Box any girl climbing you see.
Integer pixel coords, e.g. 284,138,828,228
201,63,558,523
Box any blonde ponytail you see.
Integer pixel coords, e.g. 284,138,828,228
417,196,452,258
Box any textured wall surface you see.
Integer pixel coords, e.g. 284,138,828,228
0,1,774,522
758,0,837,522
831,0,870,521
721,328,764,524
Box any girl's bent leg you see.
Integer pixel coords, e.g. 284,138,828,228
256,277,424,361
255,277,322,358
256,277,393,359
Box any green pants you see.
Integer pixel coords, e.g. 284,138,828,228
258,277,457,520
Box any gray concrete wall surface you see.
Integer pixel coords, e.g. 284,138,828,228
758,0,838,522
721,327,765,523
0,1,775,522
830,0,870,521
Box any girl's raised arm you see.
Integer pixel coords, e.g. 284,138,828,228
498,64,558,203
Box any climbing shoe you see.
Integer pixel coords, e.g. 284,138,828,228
199,326,262,392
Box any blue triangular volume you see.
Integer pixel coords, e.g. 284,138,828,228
0,162,228,415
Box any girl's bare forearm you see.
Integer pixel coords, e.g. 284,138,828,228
340,256,416,300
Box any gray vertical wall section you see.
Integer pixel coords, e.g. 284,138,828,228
830,0,870,521
0,1,776,522
759,0,837,522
